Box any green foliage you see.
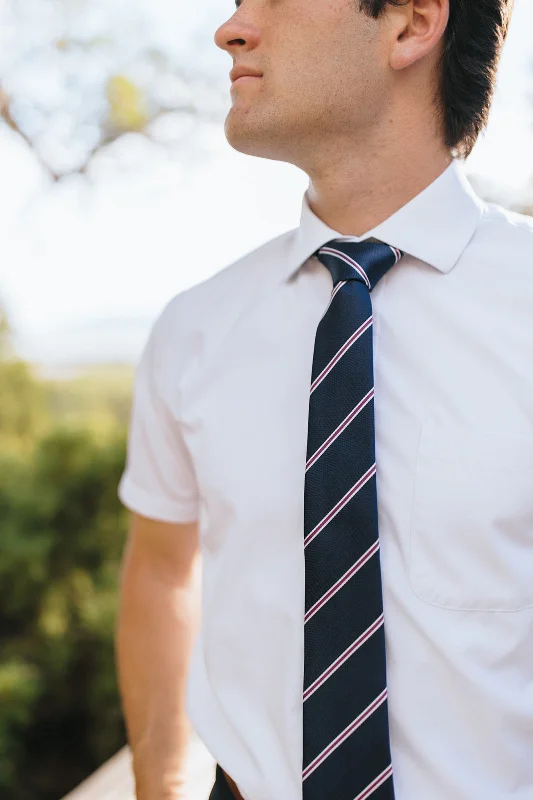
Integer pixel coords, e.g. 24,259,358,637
106,74,149,133
0,312,49,455
42,364,134,439
0,330,134,799
0,660,41,790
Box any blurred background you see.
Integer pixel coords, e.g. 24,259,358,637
0,0,532,798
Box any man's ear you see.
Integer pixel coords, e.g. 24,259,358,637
388,0,449,72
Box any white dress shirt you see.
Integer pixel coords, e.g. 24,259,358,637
118,158,533,800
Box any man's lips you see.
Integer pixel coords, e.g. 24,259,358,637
231,75,261,86
230,65,263,83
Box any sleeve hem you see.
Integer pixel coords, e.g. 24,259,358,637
118,474,200,524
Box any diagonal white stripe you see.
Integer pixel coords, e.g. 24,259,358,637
306,388,374,472
353,764,393,800
302,688,388,781
303,614,384,701
318,279,346,323
331,281,345,300
310,316,372,394
304,540,379,624
390,245,402,263
304,464,376,548
319,246,371,289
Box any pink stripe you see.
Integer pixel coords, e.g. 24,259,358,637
304,464,376,548
303,614,384,700
306,388,374,471
354,764,393,800
302,689,388,780
319,246,371,289
390,245,403,263
331,281,345,300
304,541,379,623
318,280,346,323
310,316,372,394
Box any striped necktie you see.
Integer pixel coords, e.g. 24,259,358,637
302,239,404,800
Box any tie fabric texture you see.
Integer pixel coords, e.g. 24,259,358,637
302,239,404,800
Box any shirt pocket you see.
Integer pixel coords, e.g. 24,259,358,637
409,423,533,611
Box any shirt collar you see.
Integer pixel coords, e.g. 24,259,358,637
285,158,485,282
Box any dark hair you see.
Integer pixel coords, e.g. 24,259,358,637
359,0,514,158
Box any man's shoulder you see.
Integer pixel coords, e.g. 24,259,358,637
476,202,533,263
164,226,296,323
146,226,298,369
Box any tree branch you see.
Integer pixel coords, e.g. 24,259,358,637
0,86,62,182
0,82,225,183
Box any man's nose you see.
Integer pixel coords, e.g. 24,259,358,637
213,15,261,55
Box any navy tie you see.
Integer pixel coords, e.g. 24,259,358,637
302,239,404,800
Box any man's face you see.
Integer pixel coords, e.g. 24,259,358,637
214,0,392,167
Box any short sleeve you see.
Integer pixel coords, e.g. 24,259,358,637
118,306,200,523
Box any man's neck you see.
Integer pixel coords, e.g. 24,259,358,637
305,146,453,238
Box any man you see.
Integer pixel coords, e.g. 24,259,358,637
115,0,532,798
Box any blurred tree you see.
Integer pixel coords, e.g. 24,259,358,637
0,0,227,181
0,309,49,456
0,306,13,359
0,424,129,799
43,364,134,442
0,308,134,797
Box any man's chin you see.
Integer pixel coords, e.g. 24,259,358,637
224,112,299,164
224,120,269,158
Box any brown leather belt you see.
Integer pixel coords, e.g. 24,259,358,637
222,767,245,800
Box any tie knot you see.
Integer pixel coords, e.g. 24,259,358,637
314,239,404,291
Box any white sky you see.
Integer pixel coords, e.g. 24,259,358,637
1,0,532,364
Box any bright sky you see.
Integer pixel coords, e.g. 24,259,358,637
1,0,532,365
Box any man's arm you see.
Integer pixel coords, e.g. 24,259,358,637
115,512,201,800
